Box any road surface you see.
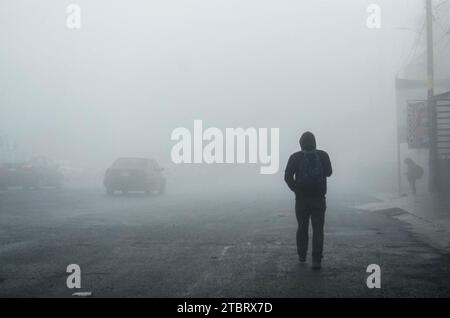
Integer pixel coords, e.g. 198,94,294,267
0,187,449,297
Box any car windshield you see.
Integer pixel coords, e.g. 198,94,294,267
113,158,148,169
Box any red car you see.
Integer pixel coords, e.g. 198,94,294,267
103,158,166,195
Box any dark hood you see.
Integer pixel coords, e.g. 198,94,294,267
299,131,316,151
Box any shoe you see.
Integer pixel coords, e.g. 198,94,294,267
299,256,306,263
311,260,322,270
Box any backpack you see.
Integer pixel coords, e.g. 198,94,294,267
297,150,324,191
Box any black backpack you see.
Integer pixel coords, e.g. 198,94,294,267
296,150,324,191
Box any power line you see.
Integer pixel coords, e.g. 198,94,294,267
403,20,426,68
434,0,450,9
433,18,449,45
433,3,450,57
397,1,450,76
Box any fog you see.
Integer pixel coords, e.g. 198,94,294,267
0,0,425,193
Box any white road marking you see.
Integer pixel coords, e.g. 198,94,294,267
219,245,232,260
72,291,92,297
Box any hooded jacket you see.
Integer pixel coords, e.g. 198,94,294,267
284,132,332,197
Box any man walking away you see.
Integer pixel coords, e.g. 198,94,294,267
284,132,332,270
404,158,423,196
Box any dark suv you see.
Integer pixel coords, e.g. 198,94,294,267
103,158,166,195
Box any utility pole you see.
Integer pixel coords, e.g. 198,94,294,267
426,0,439,192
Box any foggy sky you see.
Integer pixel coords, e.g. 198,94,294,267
0,0,426,191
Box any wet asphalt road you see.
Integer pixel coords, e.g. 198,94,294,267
0,187,449,297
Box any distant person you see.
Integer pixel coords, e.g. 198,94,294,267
284,132,332,270
404,158,423,196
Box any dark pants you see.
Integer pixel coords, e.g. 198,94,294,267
407,176,417,196
295,196,326,261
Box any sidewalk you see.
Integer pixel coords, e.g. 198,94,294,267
354,192,450,253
